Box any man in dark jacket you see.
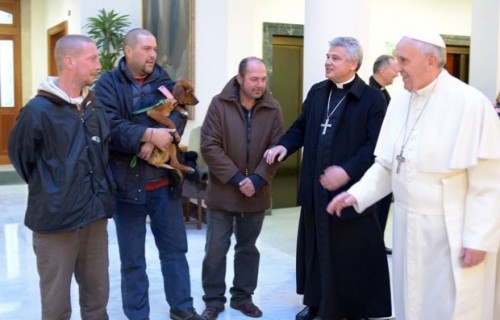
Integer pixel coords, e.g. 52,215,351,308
8,35,115,320
93,28,203,320
265,37,392,320
200,57,284,320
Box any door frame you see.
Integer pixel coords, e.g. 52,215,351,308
0,0,21,164
263,22,303,87
47,21,68,76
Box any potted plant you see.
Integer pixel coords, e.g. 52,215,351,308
84,8,131,72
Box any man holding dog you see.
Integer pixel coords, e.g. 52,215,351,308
9,34,115,319
200,57,284,320
94,28,204,320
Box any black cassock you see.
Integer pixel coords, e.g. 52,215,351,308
295,84,392,319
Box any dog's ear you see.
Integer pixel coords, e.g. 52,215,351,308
172,81,186,101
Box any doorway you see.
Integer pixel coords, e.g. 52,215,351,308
270,35,303,209
263,23,304,209
442,34,470,83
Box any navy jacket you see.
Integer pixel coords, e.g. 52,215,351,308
8,90,115,232
94,58,186,204
278,75,387,216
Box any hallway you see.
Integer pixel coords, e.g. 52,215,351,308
0,166,393,320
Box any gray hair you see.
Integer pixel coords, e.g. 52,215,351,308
54,34,95,72
329,36,363,71
403,36,447,68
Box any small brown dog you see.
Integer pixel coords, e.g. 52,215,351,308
146,79,199,175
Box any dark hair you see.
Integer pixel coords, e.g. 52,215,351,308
372,55,395,74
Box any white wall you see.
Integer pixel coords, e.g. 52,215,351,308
303,0,370,98
469,0,500,100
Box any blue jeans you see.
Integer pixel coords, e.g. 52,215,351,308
114,186,193,320
201,209,265,308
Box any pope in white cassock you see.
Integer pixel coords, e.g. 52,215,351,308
327,32,500,320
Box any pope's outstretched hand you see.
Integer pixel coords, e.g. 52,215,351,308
326,192,358,217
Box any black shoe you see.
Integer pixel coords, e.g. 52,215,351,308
296,306,318,320
385,247,392,255
170,307,205,320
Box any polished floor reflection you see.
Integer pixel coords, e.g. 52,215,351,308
0,167,393,320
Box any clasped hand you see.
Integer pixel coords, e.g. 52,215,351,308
239,177,256,197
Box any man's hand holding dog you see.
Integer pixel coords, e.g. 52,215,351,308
138,143,155,161
139,127,176,160
144,127,176,151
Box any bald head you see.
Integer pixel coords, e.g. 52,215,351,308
238,57,266,76
55,35,95,72
123,28,155,51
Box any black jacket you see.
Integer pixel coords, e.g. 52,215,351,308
278,75,387,215
8,89,115,232
94,58,186,204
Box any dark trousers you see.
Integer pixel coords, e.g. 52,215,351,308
202,209,265,308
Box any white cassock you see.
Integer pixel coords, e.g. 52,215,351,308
348,70,500,320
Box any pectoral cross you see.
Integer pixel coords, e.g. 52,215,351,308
396,149,406,174
320,118,332,135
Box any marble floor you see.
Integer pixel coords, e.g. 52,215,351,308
0,166,393,320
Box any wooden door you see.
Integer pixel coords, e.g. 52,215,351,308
0,0,21,164
446,45,469,83
47,21,68,76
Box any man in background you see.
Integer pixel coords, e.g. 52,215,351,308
369,54,399,104
369,54,399,254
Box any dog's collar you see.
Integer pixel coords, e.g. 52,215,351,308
132,99,177,115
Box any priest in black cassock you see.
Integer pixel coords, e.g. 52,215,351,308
264,36,392,320
368,54,399,255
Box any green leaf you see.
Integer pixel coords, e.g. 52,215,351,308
84,8,131,73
